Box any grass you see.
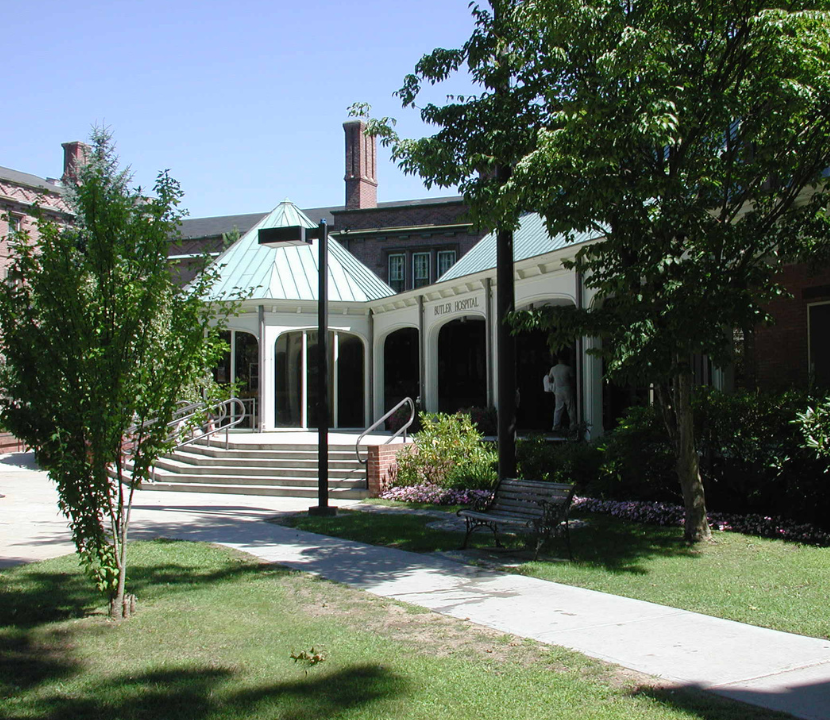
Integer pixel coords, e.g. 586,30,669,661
1,541,799,720
290,507,830,640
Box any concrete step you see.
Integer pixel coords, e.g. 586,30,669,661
154,457,363,479
135,437,369,498
140,482,368,499
166,449,362,471
184,445,361,462
191,440,361,454
148,470,365,489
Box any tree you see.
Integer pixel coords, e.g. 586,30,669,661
358,0,830,541
0,131,232,616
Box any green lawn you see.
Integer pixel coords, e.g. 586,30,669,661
290,507,830,640
0,540,793,720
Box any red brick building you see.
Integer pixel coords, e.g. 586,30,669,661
0,142,79,280
751,264,830,392
0,142,81,451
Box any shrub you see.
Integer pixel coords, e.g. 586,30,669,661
459,406,498,436
385,401,420,433
592,389,830,529
516,434,602,489
395,412,498,490
795,397,830,460
693,388,830,525
589,406,679,503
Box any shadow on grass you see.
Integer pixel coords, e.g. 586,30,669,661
0,540,288,630
291,508,702,576
563,513,701,574
631,681,819,720
5,664,405,720
0,629,83,696
288,511,469,555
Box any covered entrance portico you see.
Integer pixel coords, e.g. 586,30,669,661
369,210,605,437
206,200,394,432
209,204,615,439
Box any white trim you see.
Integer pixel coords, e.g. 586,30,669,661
301,332,308,429
807,300,830,382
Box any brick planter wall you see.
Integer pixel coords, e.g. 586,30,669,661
366,442,412,497
0,432,26,454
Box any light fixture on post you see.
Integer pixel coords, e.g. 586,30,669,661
259,220,337,517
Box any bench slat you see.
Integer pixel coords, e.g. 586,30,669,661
458,478,576,560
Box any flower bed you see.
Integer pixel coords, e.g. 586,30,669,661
380,484,830,546
380,484,492,506
573,497,830,547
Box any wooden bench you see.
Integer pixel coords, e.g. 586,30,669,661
457,479,575,559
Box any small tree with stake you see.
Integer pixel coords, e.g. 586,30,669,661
0,130,233,617
358,0,830,542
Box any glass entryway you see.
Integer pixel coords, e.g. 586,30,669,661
437,317,487,413
274,330,365,428
213,330,259,428
383,327,420,412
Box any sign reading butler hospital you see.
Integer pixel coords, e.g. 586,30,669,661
434,296,480,316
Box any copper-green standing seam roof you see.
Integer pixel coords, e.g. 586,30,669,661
437,212,601,283
206,199,395,302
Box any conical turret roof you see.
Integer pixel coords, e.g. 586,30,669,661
206,199,395,302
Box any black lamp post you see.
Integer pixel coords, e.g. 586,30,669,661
259,220,337,517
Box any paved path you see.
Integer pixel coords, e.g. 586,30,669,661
2,451,829,720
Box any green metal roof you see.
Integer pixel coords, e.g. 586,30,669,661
437,212,600,283
206,199,395,302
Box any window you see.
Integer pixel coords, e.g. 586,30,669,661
437,250,456,278
5,214,21,235
413,252,430,289
809,302,830,389
388,254,405,293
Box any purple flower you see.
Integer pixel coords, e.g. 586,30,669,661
571,497,830,546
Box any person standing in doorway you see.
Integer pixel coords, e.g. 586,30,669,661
548,355,576,432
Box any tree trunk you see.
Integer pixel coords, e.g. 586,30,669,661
674,371,712,542
109,460,133,620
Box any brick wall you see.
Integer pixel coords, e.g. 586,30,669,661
754,262,830,391
1,178,70,280
332,200,472,231
341,229,484,287
331,200,487,289
366,442,412,497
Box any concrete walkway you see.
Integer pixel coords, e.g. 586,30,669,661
2,451,829,720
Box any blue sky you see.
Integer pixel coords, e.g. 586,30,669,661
4,0,477,218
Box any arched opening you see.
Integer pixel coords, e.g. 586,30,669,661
515,330,577,432
275,330,365,429
383,327,420,412
513,301,578,433
336,333,365,428
213,330,259,428
438,317,486,413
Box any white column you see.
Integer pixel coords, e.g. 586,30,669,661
259,324,277,431
583,335,604,439
301,332,308,429
333,332,340,429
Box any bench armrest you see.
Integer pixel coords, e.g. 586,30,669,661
457,494,491,516
536,497,570,523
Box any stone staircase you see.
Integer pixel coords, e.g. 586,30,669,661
137,438,369,499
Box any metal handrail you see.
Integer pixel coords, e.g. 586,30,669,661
166,397,247,452
355,397,416,465
125,398,248,483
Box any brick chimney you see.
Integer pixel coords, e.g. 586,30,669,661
344,120,377,209
61,141,90,185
